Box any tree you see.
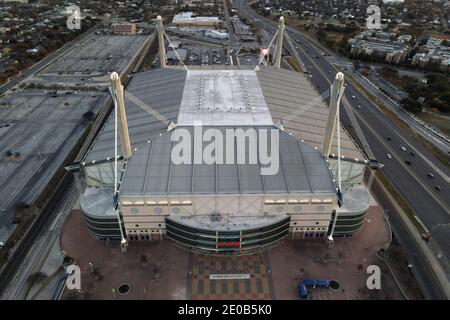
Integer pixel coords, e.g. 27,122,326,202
27,272,48,285
13,202,33,224
428,99,450,113
381,66,399,77
317,29,326,42
439,92,450,104
400,97,422,114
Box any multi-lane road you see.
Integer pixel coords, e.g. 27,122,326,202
236,0,449,299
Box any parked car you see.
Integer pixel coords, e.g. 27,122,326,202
387,154,392,159
427,173,435,179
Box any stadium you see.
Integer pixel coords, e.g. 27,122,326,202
72,18,373,254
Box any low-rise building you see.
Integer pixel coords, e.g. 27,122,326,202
172,11,221,27
412,38,450,72
167,48,187,64
348,31,411,64
112,23,137,35
205,29,229,40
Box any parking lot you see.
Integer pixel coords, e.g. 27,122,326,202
0,91,108,232
153,37,230,68
41,35,148,76
0,32,153,243
238,53,260,66
186,45,229,66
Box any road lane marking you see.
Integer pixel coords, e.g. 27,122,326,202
355,110,450,215
287,31,450,214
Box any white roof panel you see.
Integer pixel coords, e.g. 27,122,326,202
177,70,273,126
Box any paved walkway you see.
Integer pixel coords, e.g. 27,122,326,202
59,206,418,300
187,253,274,300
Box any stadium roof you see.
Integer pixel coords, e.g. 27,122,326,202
119,126,337,196
84,66,363,165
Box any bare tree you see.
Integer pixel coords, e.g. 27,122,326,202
27,272,48,285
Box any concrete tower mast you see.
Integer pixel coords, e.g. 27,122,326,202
110,72,132,159
322,72,345,158
157,15,167,69
274,16,285,69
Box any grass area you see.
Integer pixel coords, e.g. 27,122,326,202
386,239,425,300
320,31,345,42
339,68,450,169
380,74,406,92
281,16,313,30
417,112,450,137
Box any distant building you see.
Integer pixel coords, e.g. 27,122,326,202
183,0,217,8
26,48,39,54
112,23,137,35
1,0,29,3
167,48,187,64
231,16,253,36
412,38,450,72
205,29,229,40
172,12,221,27
348,30,411,64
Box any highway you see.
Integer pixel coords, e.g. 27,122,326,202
345,67,450,155
236,0,449,299
326,55,450,154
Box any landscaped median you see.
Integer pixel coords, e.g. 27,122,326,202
364,169,450,299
